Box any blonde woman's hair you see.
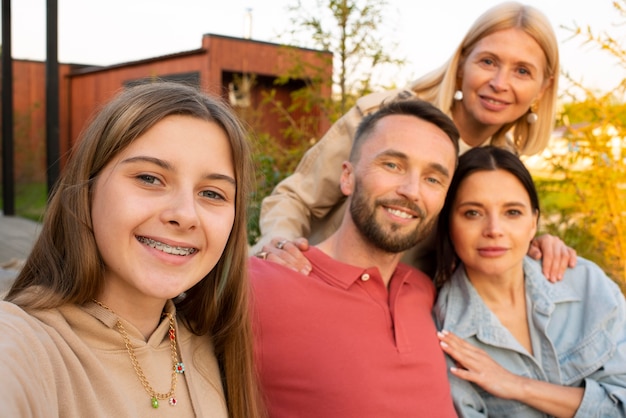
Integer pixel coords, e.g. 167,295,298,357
409,1,559,156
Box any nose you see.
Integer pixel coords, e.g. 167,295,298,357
395,172,421,202
489,69,509,92
483,215,504,237
161,189,199,230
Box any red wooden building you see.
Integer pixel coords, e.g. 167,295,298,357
6,34,332,183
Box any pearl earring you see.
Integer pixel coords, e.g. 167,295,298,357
527,102,538,124
453,90,463,101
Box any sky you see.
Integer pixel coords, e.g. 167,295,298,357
6,0,625,95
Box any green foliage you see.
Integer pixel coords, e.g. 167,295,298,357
280,0,406,114
0,182,47,222
561,100,626,126
242,72,325,245
266,62,337,142
246,0,406,244
539,118,626,291
247,130,313,245
536,2,626,290
535,175,626,292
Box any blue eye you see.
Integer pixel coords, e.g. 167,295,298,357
384,161,398,170
137,174,160,184
201,190,226,201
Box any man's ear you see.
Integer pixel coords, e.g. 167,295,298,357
340,161,354,196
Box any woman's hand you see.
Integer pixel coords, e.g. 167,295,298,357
437,330,584,416
255,237,312,275
527,234,577,282
437,330,522,399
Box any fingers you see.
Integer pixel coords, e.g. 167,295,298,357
530,234,576,282
438,330,476,358
567,247,578,268
552,245,571,282
292,237,310,251
437,330,517,397
533,235,557,282
438,330,499,375
527,240,542,260
255,237,312,275
437,331,485,385
255,251,269,260
542,241,560,283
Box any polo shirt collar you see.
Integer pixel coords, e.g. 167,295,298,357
306,246,413,290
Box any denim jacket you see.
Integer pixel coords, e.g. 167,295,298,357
434,257,626,417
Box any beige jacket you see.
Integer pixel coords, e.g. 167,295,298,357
0,300,228,417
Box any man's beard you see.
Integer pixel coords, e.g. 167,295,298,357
349,181,435,254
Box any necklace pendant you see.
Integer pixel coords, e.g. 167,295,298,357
175,362,185,374
151,397,159,409
169,397,178,406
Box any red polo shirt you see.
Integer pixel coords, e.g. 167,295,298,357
250,247,456,418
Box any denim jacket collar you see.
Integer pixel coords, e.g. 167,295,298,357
444,257,581,352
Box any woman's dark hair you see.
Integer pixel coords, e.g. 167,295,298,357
434,146,540,286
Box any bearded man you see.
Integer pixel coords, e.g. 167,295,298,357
250,99,459,418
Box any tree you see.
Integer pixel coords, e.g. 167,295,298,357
246,0,406,244
243,47,333,245
538,0,626,290
281,0,406,115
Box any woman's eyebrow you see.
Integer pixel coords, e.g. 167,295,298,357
121,155,236,185
121,155,171,170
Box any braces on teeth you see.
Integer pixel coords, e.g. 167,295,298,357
137,236,197,256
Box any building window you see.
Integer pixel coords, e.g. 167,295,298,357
228,74,252,108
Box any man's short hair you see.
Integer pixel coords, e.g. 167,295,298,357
350,99,460,163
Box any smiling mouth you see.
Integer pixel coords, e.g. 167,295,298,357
482,96,509,106
385,207,416,219
136,236,198,256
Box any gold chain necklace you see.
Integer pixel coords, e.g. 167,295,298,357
93,300,185,409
